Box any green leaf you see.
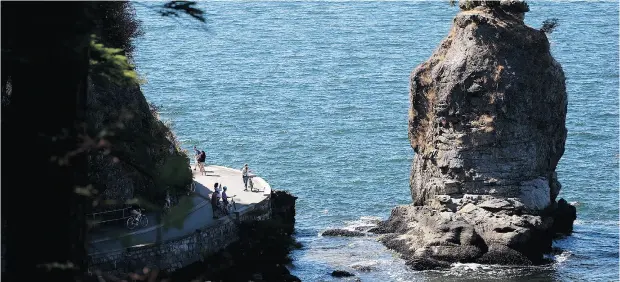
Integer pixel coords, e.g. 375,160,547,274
89,34,142,86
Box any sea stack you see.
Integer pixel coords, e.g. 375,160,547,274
373,0,576,268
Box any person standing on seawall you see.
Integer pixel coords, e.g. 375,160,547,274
242,163,252,191
210,189,219,219
196,150,207,175
193,146,201,171
214,182,222,200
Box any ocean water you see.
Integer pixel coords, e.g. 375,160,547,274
133,1,619,281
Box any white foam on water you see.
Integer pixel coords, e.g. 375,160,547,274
450,262,490,271
342,215,383,231
554,250,572,264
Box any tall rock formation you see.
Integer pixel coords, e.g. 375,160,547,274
373,0,576,268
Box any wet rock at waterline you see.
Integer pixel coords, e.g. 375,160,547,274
378,0,576,268
331,270,355,277
374,194,577,267
322,229,366,237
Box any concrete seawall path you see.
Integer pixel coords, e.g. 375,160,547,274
88,165,271,255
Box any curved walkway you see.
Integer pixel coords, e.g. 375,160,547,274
88,165,271,255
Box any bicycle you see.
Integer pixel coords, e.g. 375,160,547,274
247,175,260,193
126,208,148,230
217,196,237,216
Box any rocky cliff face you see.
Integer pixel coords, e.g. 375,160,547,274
409,0,566,208
375,0,576,268
86,79,192,209
82,3,192,210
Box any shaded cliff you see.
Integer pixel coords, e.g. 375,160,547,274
86,2,192,209
86,80,192,208
375,0,576,268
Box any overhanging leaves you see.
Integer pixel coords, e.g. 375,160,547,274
89,35,142,86
159,1,205,23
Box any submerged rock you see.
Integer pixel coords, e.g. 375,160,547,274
380,0,576,268
331,270,355,277
406,257,452,271
351,264,376,272
322,229,366,237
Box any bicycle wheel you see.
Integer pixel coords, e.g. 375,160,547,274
139,215,148,227
126,217,137,230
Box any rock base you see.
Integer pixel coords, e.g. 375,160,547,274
372,194,576,268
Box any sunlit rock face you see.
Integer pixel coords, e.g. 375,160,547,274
408,0,566,209
373,1,576,268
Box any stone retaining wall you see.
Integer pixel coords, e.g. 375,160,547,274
87,196,271,276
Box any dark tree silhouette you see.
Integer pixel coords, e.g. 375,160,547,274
541,18,559,34
2,2,93,281
1,1,204,281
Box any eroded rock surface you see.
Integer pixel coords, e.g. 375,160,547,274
378,0,576,268
408,0,566,206
374,194,565,265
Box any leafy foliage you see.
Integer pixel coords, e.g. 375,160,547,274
91,1,143,57
89,35,142,86
2,1,206,281
541,18,559,34
160,1,205,22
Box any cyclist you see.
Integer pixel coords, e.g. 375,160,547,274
130,203,142,217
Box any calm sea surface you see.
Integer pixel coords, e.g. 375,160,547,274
133,1,619,281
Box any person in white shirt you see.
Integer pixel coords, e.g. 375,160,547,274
241,164,252,191
214,182,222,199
193,146,201,171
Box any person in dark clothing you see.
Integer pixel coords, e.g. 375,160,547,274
211,190,219,219
198,150,207,175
